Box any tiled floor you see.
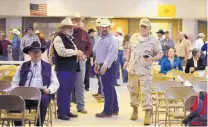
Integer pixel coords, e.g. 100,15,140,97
53,78,148,126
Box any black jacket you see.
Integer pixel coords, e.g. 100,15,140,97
185,57,205,73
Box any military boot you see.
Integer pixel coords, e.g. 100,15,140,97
130,106,138,120
144,109,152,125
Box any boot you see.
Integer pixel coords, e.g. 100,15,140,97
130,107,138,120
144,109,152,125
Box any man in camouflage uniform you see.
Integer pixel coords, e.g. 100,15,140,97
124,18,163,125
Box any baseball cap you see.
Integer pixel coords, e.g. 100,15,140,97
139,18,151,27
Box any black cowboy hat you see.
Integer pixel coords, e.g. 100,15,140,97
23,41,45,54
156,29,165,34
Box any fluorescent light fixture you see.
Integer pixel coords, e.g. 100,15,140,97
91,16,114,18
149,16,173,19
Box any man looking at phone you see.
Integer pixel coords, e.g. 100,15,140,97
124,18,163,125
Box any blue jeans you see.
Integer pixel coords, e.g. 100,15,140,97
100,62,119,114
0,55,8,61
116,50,128,82
57,71,76,117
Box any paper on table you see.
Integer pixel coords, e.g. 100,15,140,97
184,80,193,87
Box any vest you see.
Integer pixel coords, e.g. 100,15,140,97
19,60,51,87
53,32,78,72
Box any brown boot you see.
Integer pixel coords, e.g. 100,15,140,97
144,109,152,125
130,107,138,120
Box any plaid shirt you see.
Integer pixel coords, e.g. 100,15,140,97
21,34,40,50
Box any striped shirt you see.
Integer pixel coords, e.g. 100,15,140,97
21,34,41,50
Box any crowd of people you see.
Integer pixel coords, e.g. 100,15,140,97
1,12,207,126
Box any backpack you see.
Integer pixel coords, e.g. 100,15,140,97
183,92,207,126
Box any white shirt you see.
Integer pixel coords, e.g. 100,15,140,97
193,58,198,68
9,61,59,94
116,35,124,50
194,38,204,50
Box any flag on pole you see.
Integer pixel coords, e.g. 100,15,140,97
30,3,47,16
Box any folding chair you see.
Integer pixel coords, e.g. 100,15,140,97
193,81,207,92
0,95,25,126
154,81,183,126
9,87,41,126
166,70,184,79
0,76,13,82
165,86,196,126
0,81,11,95
185,77,207,85
184,95,197,119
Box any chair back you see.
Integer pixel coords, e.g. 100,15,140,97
184,95,197,111
1,76,13,82
165,87,196,101
0,95,25,111
193,81,208,92
0,81,11,92
156,81,183,94
9,87,41,101
152,77,173,88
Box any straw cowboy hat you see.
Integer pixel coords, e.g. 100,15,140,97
100,18,112,27
95,18,102,26
116,28,124,35
23,41,46,54
198,33,206,37
35,30,40,34
69,12,85,21
10,29,20,35
59,17,74,28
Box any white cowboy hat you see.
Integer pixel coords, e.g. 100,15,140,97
35,30,40,34
69,12,85,21
59,17,74,28
116,28,124,35
10,29,20,35
95,18,102,26
198,33,206,37
100,18,112,27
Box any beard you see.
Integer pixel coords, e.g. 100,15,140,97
102,30,108,36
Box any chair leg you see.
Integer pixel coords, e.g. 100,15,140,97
50,105,53,126
165,113,167,127
168,115,171,126
154,106,158,126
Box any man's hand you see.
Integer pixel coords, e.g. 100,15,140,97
79,55,87,61
189,67,195,73
124,61,129,70
90,57,94,66
94,64,99,74
76,50,83,57
44,89,50,94
100,65,107,75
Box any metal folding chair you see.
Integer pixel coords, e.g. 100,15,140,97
154,81,183,126
165,86,196,126
9,87,41,126
193,81,207,92
0,81,11,95
0,95,25,126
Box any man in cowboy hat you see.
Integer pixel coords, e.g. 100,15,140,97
194,33,206,50
70,12,91,114
10,29,21,61
9,41,59,126
156,29,165,42
0,32,12,61
94,18,119,117
49,17,84,120
124,18,163,125
35,30,46,47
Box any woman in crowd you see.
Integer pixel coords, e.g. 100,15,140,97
185,48,206,73
160,48,183,74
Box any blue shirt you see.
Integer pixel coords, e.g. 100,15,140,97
160,57,183,74
95,33,118,68
12,35,20,50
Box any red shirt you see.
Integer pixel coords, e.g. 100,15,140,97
73,28,91,57
1,40,11,56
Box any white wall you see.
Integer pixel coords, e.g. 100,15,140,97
6,17,22,38
182,19,198,40
0,0,207,19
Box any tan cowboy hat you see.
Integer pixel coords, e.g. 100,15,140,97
59,17,74,28
198,33,206,37
10,29,21,35
35,30,40,34
69,12,85,21
100,18,112,27
116,28,124,35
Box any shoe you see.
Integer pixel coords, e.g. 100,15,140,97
113,112,119,115
67,112,78,117
130,106,138,121
85,88,89,91
78,109,88,114
95,95,102,100
144,109,152,125
92,93,100,97
95,112,112,118
115,84,121,86
97,98,104,103
58,116,70,120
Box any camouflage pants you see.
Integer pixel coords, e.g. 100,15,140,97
127,73,152,111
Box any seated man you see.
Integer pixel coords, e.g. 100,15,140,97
160,48,183,74
9,41,59,126
185,48,206,73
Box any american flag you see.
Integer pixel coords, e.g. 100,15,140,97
30,3,47,16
